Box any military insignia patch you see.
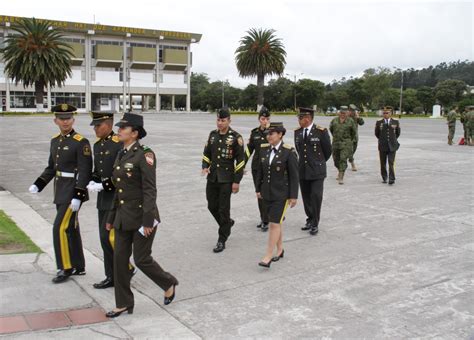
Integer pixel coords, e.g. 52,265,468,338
83,145,91,156
61,103,68,111
238,137,243,146
145,152,154,166
112,135,119,143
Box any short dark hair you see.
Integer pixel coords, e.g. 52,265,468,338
131,126,145,139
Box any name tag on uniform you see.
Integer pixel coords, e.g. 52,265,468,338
124,163,134,169
310,137,320,142
63,146,69,150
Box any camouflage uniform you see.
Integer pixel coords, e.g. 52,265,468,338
347,107,365,167
329,117,356,184
466,106,474,146
446,110,456,145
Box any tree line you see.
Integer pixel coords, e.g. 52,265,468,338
189,60,474,113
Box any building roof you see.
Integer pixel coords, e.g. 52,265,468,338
0,15,202,43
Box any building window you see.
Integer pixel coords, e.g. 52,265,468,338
9,91,36,108
158,45,187,62
51,92,86,109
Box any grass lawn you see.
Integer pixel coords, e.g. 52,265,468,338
0,210,41,254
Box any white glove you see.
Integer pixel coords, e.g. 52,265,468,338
70,198,81,212
87,181,104,193
29,185,39,193
86,181,96,192
93,182,104,192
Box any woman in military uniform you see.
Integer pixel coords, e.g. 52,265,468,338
255,122,299,268
105,112,178,318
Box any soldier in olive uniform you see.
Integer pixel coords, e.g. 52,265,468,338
446,107,457,145
329,106,357,185
347,104,365,170
244,106,271,232
29,104,92,283
87,111,135,289
294,107,332,235
460,108,469,145
255,122,298,268
202,107,245,253
106,112,178,318
375,106,401,185
465,105,474,146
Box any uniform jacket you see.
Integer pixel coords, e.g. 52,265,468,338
256,143,299,201
375,118,401,152
329,117,357,148
202,128,245,184
107,142,160,231
294,124,332,181
446,111,457,127
34,129,92,204
91,131,122,211
245,126,269,171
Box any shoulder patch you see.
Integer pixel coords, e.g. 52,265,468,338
316,125,326,131
261,143,270,148
144,152,154,166
283,144,294,150
112,135,120,143
73,134,84,141
52,133,60,139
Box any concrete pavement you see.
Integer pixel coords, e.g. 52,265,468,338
0,113,473,338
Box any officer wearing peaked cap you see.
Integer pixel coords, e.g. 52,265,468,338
87,111,136,289
294,107,332,235
244,106,271,232
202,107,245,253
29,104,92,283
375,106,401,185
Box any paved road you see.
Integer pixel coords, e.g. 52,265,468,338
0,114,473,338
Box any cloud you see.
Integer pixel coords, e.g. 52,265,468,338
2,0,472,87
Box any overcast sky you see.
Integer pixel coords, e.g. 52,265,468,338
3,0,473,87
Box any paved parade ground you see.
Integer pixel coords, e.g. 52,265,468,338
0,113,473,338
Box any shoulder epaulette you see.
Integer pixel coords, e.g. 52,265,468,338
141,145,152,151
111,135,120,143
261,143,270,148
94,138,101,144
294,127,302,131
73,134,84,141
52,133,60,139
391,118,399,121
316,125,326,131
283,144,294,150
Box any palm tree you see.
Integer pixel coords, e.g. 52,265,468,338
1,17,73,112
235,28,286,110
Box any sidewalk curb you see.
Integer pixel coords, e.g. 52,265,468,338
0,191,200,339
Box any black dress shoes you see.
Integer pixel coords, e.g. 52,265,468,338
272,249,285,262
52,269,72,284
301,222,311,231
258,260,272,268
261,223,269,232
72,268,86,276
93,277,114,289
213,242,225,253
382,179,387,183
388,180,395,185
309,226,319,235
164,281,179,305
230,219,235,227
105,306,134,318
256,221,262,228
